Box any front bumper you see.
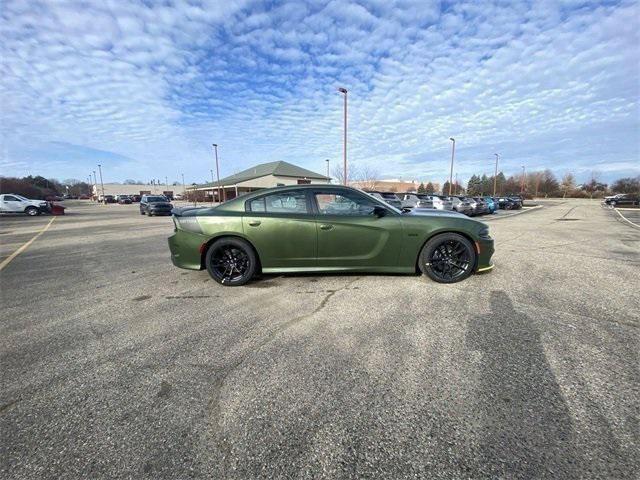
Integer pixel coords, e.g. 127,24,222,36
475,238,495,273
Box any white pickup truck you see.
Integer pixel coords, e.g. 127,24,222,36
0,194,48,216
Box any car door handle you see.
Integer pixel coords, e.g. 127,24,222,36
248,220,261,226
319,224,334,230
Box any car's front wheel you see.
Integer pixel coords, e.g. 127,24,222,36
419,233,476,283
25,206,40,216
205,237,257,286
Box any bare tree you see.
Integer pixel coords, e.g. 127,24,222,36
353,164,380,190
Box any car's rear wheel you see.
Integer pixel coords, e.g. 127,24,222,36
419,233,475,283
205,237,257,286
25,206,39,216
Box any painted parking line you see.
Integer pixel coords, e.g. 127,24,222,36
0,217,57,272
614,208,640,229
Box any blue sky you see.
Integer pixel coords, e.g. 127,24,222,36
1,0,638,186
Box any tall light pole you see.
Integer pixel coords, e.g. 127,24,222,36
325,159,330,182
97,164,105,203
92,170,98,201
521,165,526,194
448,137,455,195
181,173,186,200
493,153,499,196
212,144,222,203
210,169,215,204
338,87,348,185
454,173,458,195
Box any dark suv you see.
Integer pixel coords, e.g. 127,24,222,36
140,195,173,216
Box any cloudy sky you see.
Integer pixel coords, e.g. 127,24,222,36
1,0,638,185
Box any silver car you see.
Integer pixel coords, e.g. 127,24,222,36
364,191,403,209
428,195,453,210
449,196,474,215
399,193,434,209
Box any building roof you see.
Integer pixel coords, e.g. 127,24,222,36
197,161,329,187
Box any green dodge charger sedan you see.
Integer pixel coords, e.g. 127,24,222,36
168,185,494,286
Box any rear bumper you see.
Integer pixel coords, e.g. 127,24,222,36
168,229,208,270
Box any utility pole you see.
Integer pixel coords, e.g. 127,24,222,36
326,159,330,182
448,138,456,195
212,144,222,203
97,164,105,203
93,171,98,201
520,165,526,194
181,173,186,201
338,87,348,185
493,153,499,196
454,173,458,195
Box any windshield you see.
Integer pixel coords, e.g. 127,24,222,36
146,196,167,202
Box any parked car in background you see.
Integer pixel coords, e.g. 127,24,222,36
168,184,494,286
428,195,453,211
364,191,403,209
606,194,639,207
174,193,184,201
45,195,64,202
0,194,48,216
130,195,141,202
508,196,523,209
398,193,434,209
471,197,489,215
98,194,116,203
449,196,474,215
79,194,91,200
482,196,498,213
496,197,517,209
140,195,173,216
117,195,132,204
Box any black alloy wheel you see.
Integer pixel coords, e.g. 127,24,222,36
419,233,476,283
205,237,257,286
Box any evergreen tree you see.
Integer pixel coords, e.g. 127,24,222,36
425,182,434,193
417,182,425,193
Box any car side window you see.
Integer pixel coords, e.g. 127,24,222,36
249,191,308,214
4,195,20,201
315,192,376,215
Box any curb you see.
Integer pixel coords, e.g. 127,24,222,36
483,205,543,221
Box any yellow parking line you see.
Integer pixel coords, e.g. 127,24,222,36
0,217,57,272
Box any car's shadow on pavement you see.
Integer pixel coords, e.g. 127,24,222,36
466,290,580,478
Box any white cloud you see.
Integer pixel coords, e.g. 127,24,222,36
0,0,638,185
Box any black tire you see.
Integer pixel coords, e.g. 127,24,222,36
147,210,153,216
140,209,145,215
25,206,40,216
205,237,257,286
419,233,476,284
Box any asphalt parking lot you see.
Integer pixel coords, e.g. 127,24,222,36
1,200,638,479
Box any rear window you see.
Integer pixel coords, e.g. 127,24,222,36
249,191,308,214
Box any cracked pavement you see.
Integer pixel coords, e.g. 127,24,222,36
1,199,638,479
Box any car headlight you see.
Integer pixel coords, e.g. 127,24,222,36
478,226,491,239
175,216,203,234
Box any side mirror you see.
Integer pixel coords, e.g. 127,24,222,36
373,205,387,217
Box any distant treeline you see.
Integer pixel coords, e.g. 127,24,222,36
417,170,639,198
0,176,91,199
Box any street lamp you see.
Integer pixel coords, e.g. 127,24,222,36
92,170,97,201
210,169,215,204
325,159,330,182
493,153,499,196
338,87,348,185
97,164,105,203
521,165,526,194
212,144,222,203
181,173,186,200
448,137,455,195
